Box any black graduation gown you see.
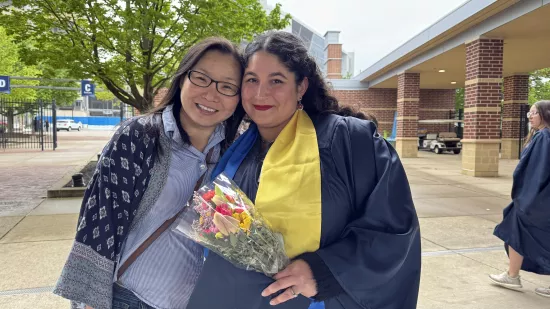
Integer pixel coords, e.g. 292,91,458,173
494,128,550,275
187,114,422,309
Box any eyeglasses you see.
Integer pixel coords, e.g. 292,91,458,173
187,70,240,97
527,111,539,118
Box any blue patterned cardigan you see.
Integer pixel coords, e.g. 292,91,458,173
54,113,173,309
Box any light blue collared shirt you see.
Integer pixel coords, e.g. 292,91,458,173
115,105,224,309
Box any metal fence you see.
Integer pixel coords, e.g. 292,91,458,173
451,109,464,138
0,98,57,151
518,104,530,157
120,102,135,121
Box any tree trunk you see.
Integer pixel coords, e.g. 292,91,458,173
136,96,152,113
7,109,15,133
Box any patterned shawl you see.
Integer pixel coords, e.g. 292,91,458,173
54,114,163,309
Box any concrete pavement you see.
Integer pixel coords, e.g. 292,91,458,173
401,154,550,308
1,139,549,308
0,130,114,308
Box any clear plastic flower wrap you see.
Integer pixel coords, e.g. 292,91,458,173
174,173,289,276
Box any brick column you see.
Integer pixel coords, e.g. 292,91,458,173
134,88,168,115
461,38,503,177
324,31,342,79
501,75,529,159
396,72,420,158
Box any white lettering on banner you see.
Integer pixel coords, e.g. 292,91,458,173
85,84,91,92
0,80,5,87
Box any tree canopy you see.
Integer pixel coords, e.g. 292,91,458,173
0,27,41,100
0,0,291,111
0,27,80,105
529,68,550,105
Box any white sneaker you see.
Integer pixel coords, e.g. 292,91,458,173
535,287,550,298
489,272,523,290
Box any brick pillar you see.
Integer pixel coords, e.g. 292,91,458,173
154,88,169,107
324,31,342,79
461,38,503,177
396,72,420,158
501,75,529,159
134,87,169,115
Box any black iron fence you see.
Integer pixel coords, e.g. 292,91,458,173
0,98,57,150
451,109,464,138
518,104,530,158
120,102,135,121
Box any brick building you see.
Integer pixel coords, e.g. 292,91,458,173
329,0,550,177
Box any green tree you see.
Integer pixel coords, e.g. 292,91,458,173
35,65,81,107
342,72,353,79
529,68,550,105
0,27,42,132
1,0,291,112
455,88,464,110
95,90,116,102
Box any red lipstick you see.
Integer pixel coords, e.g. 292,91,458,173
254,105,273,111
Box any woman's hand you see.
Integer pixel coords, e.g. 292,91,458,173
261,259,318,305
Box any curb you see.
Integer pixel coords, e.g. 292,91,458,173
46,152,99,198
47,187,87,198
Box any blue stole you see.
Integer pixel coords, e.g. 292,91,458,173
211,123,259,180
206,124,325,309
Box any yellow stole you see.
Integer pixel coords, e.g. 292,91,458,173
255,110,322,258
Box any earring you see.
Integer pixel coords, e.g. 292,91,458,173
297,98,304,110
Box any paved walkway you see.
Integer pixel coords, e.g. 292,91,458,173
0,130,113,217
401,153,550,309
1,143,549,308
0,130,113,308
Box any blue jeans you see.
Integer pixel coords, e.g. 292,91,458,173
112,283,156,309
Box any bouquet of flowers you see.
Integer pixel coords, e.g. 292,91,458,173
175,173,289,276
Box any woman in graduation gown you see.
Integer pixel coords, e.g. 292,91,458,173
490,100,550,298
187,31,421,309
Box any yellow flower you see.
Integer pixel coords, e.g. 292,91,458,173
240,213,252,231
215,232,224,239
232,213,241,222
199,216,204,225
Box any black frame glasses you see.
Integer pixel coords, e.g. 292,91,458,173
187,70,240,97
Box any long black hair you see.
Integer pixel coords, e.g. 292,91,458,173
149,37,246,149
243,31,365,119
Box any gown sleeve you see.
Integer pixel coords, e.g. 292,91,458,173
509,130,550,225
317,118,421,309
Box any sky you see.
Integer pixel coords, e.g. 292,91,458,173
267,0,468,76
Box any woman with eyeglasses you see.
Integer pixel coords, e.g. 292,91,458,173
54,37,246,309
490,100,550,298
187,31,420,309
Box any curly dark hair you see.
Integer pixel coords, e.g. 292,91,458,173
243,31,365,120
148,37,246,149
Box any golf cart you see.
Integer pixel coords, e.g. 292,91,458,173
417,119,464,154
419,132,462,154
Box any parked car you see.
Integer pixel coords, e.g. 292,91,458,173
419,132,462,154
57,119,82,131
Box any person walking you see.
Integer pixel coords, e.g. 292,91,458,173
490,100,550,298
